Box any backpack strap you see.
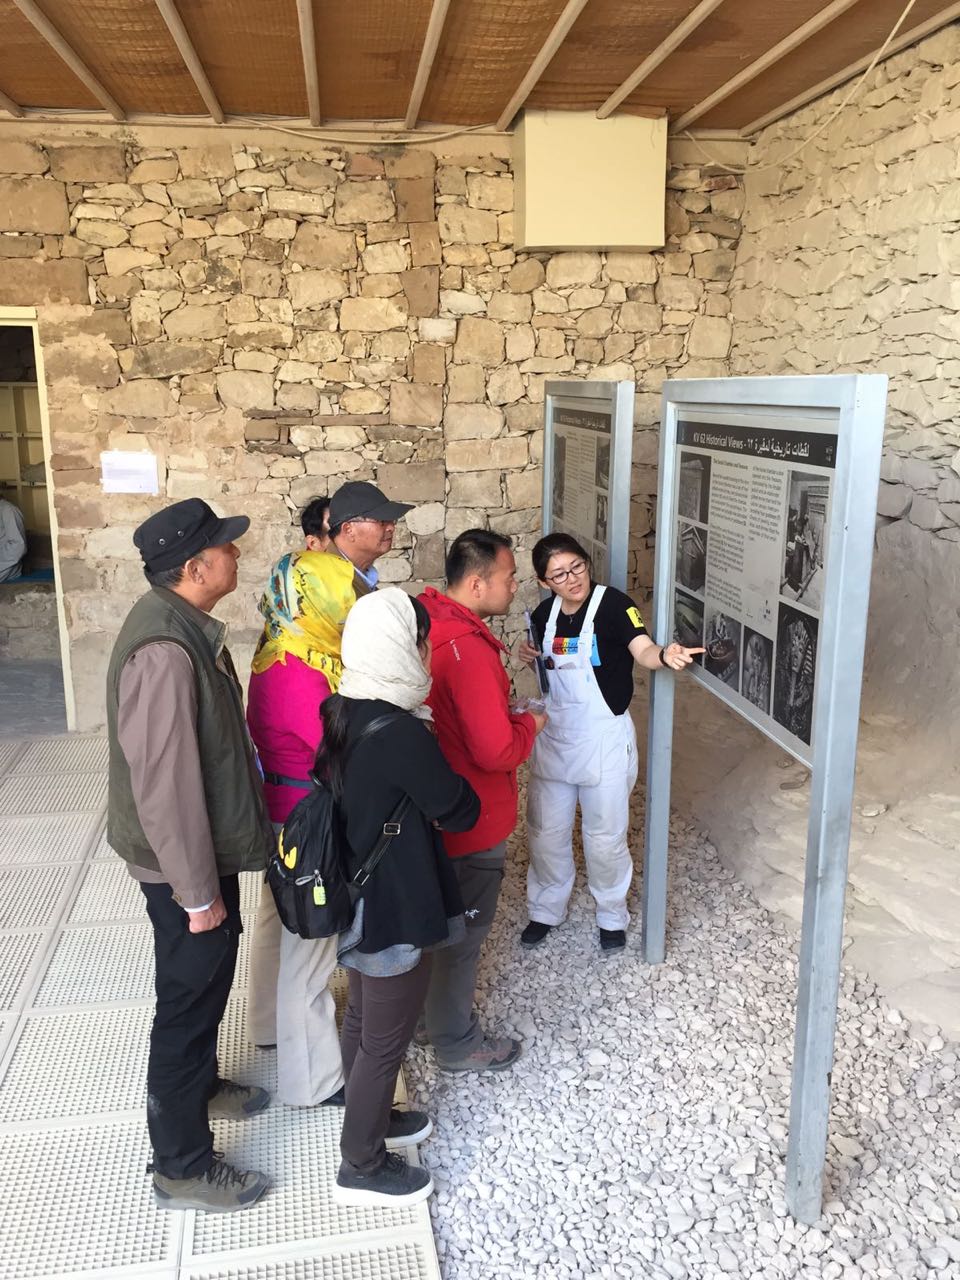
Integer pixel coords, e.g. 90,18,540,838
344,711,414,888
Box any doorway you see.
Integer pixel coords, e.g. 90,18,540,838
0,313,74,735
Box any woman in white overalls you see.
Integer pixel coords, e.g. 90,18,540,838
519,533,702,954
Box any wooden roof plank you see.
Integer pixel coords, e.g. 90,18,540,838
597,0,727,119
672,0,865,130
155,0,223,123
405,0,453,128
11,0,125,119
0,86,25,117
296,0,321,126
495,0,592,131
697,0,957,129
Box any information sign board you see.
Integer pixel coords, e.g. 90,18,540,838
644,374,888,1227
542,380,634,590
668,409,839,767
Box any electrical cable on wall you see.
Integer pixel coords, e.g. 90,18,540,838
677,0,920,174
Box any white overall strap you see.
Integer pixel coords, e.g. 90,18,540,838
576,584,606,668
541,592,564,653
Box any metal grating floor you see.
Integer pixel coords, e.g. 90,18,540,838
0,733,440,1280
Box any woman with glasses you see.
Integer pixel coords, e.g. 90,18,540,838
518,532,702,954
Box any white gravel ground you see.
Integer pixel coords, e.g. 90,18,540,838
406,808,960,1280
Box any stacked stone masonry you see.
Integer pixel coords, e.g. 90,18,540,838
0,131,743,730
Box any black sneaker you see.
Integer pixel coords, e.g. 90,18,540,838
154,1157,271,1212
385,1108,432,1149
320,1086,346,1106
520,920,552,948
333,1151,433,1207
599,928,626,954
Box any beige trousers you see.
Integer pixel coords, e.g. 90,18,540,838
247,879,344,1106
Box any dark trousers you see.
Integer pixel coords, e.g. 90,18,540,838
339,957,432,1174
424,843,506,1063
140,874,242,1179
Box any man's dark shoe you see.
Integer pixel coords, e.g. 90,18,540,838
333,1151,433,1206
520,920,552,948
385,1108,432,1149
154,1158,270,1212
412,1018,430,1048
438,1035,522,1074
320,1086,346,1106
208,1080,271,1120
599,928,626,954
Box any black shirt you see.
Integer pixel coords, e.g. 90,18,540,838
531,583,647,715
339,699,479,953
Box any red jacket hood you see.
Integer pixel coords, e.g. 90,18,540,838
419,586,508,657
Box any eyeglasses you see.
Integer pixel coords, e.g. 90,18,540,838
545,558,587,586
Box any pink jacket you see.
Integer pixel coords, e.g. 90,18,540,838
247,655,332,824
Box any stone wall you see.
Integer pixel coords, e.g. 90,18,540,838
0,126,743,730
716,25,960,1035
0,582,59,660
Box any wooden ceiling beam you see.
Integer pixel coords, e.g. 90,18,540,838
0,87,24,118
673,0,863,132
743,0,960,136
11,0,125,120
154,0,224,124
495,0,592,133
597,0,727,120
404,0,452,130
296,0,322,127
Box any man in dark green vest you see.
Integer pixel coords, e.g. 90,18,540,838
106,497,274,1213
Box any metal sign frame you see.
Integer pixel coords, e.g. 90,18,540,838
643,374,887,1225
542,379,634,590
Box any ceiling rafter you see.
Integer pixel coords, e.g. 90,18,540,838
11,0,125,121
404,0,453,130
0,86,25,118
673,0,864,132
154,0,223,123
597,0,727,120
295,0,322,127
742,0,960,135
495,0,592,133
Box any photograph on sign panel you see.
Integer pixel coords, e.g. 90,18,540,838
781,471,829,611
677,451,711,525
674,589,704,665
773,603,818,745
595,492,608,543
552,433,567,519
705,609,742,691
595,438,611,491
676,521,707,594
742,626,773,714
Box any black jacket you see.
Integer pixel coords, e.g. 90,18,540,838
339,698,480,953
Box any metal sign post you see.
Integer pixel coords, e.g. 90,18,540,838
542,380,634,589
643,374,888,1223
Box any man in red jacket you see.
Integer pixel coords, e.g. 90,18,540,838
419,530,546,1072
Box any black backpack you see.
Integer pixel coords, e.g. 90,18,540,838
266,714,410,939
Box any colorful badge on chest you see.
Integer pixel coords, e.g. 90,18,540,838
550,634,601,666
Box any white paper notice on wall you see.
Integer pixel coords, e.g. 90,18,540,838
100,450,160,495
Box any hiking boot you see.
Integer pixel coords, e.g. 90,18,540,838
333,1151,433,1207
520,920,552,948
385,1108,432,1149
208,1080,271,1120
599,928,626,954
438,1035,522,1074
153,1157,270,1212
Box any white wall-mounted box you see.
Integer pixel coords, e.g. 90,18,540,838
514,109,667,252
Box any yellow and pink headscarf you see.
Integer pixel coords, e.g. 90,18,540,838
250,550,357,691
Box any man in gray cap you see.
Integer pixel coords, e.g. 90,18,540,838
106,497,274,1213
326,480,413,595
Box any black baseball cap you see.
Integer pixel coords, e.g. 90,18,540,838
133,498,250,573
328,481,413,527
